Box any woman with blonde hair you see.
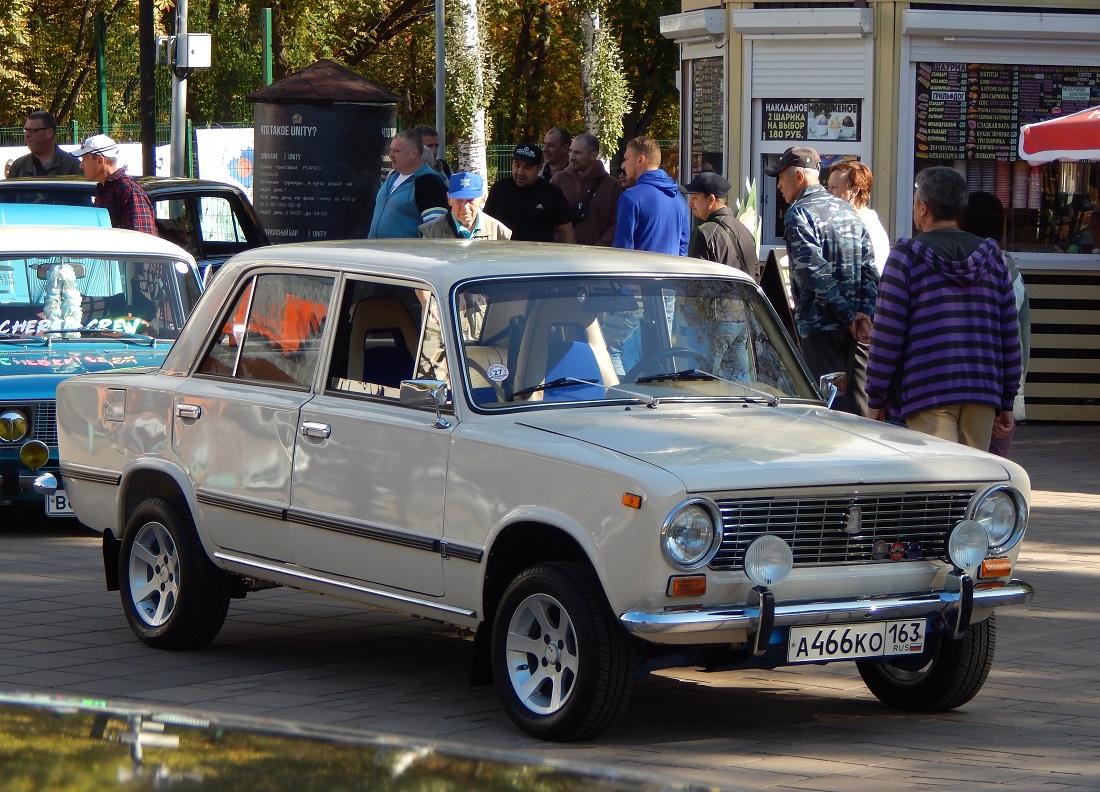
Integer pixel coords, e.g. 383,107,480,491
826,160,890,274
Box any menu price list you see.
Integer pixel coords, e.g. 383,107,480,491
691,58,724,153
915,62,1100,161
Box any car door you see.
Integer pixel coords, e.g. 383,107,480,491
172,270,334,563
288,278,450,596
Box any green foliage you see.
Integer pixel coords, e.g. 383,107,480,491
444,0,498,140
586,13,630,156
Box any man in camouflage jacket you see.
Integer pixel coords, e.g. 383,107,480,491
766,147,878,415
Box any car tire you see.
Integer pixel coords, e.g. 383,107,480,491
491,562,637,741
856,615,996,711
119,496,231,650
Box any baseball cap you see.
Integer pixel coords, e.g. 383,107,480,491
448,171,485,199
764,146,821,177
512,143,544,166
72,134,119,158
681,172,732,198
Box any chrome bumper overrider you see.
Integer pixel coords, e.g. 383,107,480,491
620,579,1034,642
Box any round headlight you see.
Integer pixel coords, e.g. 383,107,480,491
743,534,793,587
946,520,988,572
20,440,50,470
661,500,721,570
0,409,29,443
971,486,1026,554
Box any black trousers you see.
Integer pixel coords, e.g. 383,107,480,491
800,328,869,417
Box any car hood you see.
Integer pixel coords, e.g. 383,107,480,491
514,404,1013,491
0,345,166,400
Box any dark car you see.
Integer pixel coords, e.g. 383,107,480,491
0,176,268,279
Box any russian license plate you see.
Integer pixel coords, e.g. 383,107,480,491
787,619,926,663
46,489,75,516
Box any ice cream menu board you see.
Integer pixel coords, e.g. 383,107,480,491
915,62,1100,160
691,58,724,155
762,100,861,142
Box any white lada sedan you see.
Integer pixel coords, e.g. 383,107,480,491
54,240,1033,741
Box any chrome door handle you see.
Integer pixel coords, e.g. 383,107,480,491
300,421,331,439
175,404,201,420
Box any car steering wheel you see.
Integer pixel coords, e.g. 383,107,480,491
624,347,708,382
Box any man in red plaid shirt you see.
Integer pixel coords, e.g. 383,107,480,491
74,134,159,236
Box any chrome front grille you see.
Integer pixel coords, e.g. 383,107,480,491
711,490,974,569
32,402,58,447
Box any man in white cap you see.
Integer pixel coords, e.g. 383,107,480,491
73,134,158,236
418,172,511,240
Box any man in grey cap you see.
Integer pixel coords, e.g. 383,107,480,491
683,172,759,281
8,111,83,178
766,146,876,415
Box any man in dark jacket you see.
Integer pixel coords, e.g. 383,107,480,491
8,111,83,178
551,132,622,246
613,136,689,255
683,172,759,281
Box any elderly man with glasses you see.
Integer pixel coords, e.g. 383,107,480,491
7,111,83,178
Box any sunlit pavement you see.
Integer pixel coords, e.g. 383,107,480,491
1,423,1098,791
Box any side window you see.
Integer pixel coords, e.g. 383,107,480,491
199,196,247,244
197,273,333,387
326,280,431,400
153,198,198,255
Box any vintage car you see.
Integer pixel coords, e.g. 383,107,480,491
53,241,1034,741
0,176,268,279
1,225,202,515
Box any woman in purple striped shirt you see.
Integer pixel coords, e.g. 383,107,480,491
865,167,1021,450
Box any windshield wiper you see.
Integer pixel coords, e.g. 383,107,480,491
510,376,598,400
42,328,157,347
635,368,781,407
0,333,50,346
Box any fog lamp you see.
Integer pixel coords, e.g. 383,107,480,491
20,440,49,470
743,534,793,587
0,409,29,443
946,520,987,572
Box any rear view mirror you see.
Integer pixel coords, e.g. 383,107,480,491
400,379,451,429
36,262,86,279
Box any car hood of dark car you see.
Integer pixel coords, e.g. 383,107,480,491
515,404,1016,491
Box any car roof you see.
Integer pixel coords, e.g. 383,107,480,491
221,239,748,290
0,175,247,196
0,224,197,263
0,204,111,227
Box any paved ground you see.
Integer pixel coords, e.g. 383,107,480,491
2,423,1099,790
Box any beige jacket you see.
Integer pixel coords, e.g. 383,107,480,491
418,212,512,240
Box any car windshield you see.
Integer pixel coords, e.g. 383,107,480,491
0,254,200,340
456,275,818,409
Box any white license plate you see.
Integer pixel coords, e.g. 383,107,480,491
46,489,75,516
787,619,926,663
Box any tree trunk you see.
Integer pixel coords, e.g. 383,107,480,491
580,8,598,136
451,0,486,177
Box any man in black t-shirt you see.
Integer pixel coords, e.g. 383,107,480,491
484,144,576,243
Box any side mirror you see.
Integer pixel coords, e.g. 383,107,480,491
817,371,847,409
400,379,451,428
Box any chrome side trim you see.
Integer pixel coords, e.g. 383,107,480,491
620,580,1034,637
59,463,121,487
214,551,477,618
285,507,437,553
196,489,286,520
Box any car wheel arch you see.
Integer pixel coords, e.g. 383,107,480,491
115,464,197,541
482,521,601,626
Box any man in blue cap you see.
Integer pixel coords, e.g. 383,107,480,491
418,172,511,240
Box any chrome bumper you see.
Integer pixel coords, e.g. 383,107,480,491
620,579,1034,644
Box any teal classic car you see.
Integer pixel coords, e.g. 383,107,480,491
1,225,201,515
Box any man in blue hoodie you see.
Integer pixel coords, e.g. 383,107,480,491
368,130,448,238
613,136,690,255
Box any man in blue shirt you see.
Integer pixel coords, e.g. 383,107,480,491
613,136,690,255
368,130,448,238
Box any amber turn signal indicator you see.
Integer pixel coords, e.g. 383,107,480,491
979,558,1012,578
622,493,642,509
667,575,707,597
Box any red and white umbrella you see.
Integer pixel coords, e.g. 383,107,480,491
1018,106,1100,165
